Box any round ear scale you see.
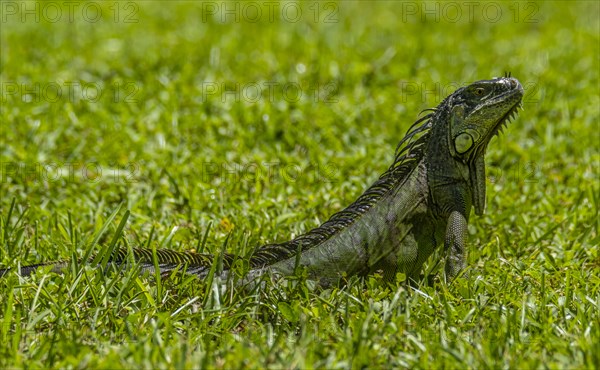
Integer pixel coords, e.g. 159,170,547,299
454,133,474,154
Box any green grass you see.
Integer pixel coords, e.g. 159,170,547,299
1,1,599,368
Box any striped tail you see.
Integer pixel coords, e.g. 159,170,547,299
0,247,237,279
0,261,70,278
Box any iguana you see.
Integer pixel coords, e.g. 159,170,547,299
0,75,523,287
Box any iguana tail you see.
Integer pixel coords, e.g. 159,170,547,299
0,247,235,278
0,261,71,277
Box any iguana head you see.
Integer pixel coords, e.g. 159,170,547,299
448,75,524,215
449,75,523,159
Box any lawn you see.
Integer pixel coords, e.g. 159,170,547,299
0,1,598,368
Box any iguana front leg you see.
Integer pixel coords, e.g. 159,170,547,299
444,210,468,281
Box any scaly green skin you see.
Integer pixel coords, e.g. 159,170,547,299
1,76,524,287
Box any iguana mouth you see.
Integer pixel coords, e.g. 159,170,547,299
471,102,521,161
492,102,522,139
471,88,523,160
487,78,524,135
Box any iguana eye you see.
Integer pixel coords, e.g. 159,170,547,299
454,133,474,154
473,87,485,96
